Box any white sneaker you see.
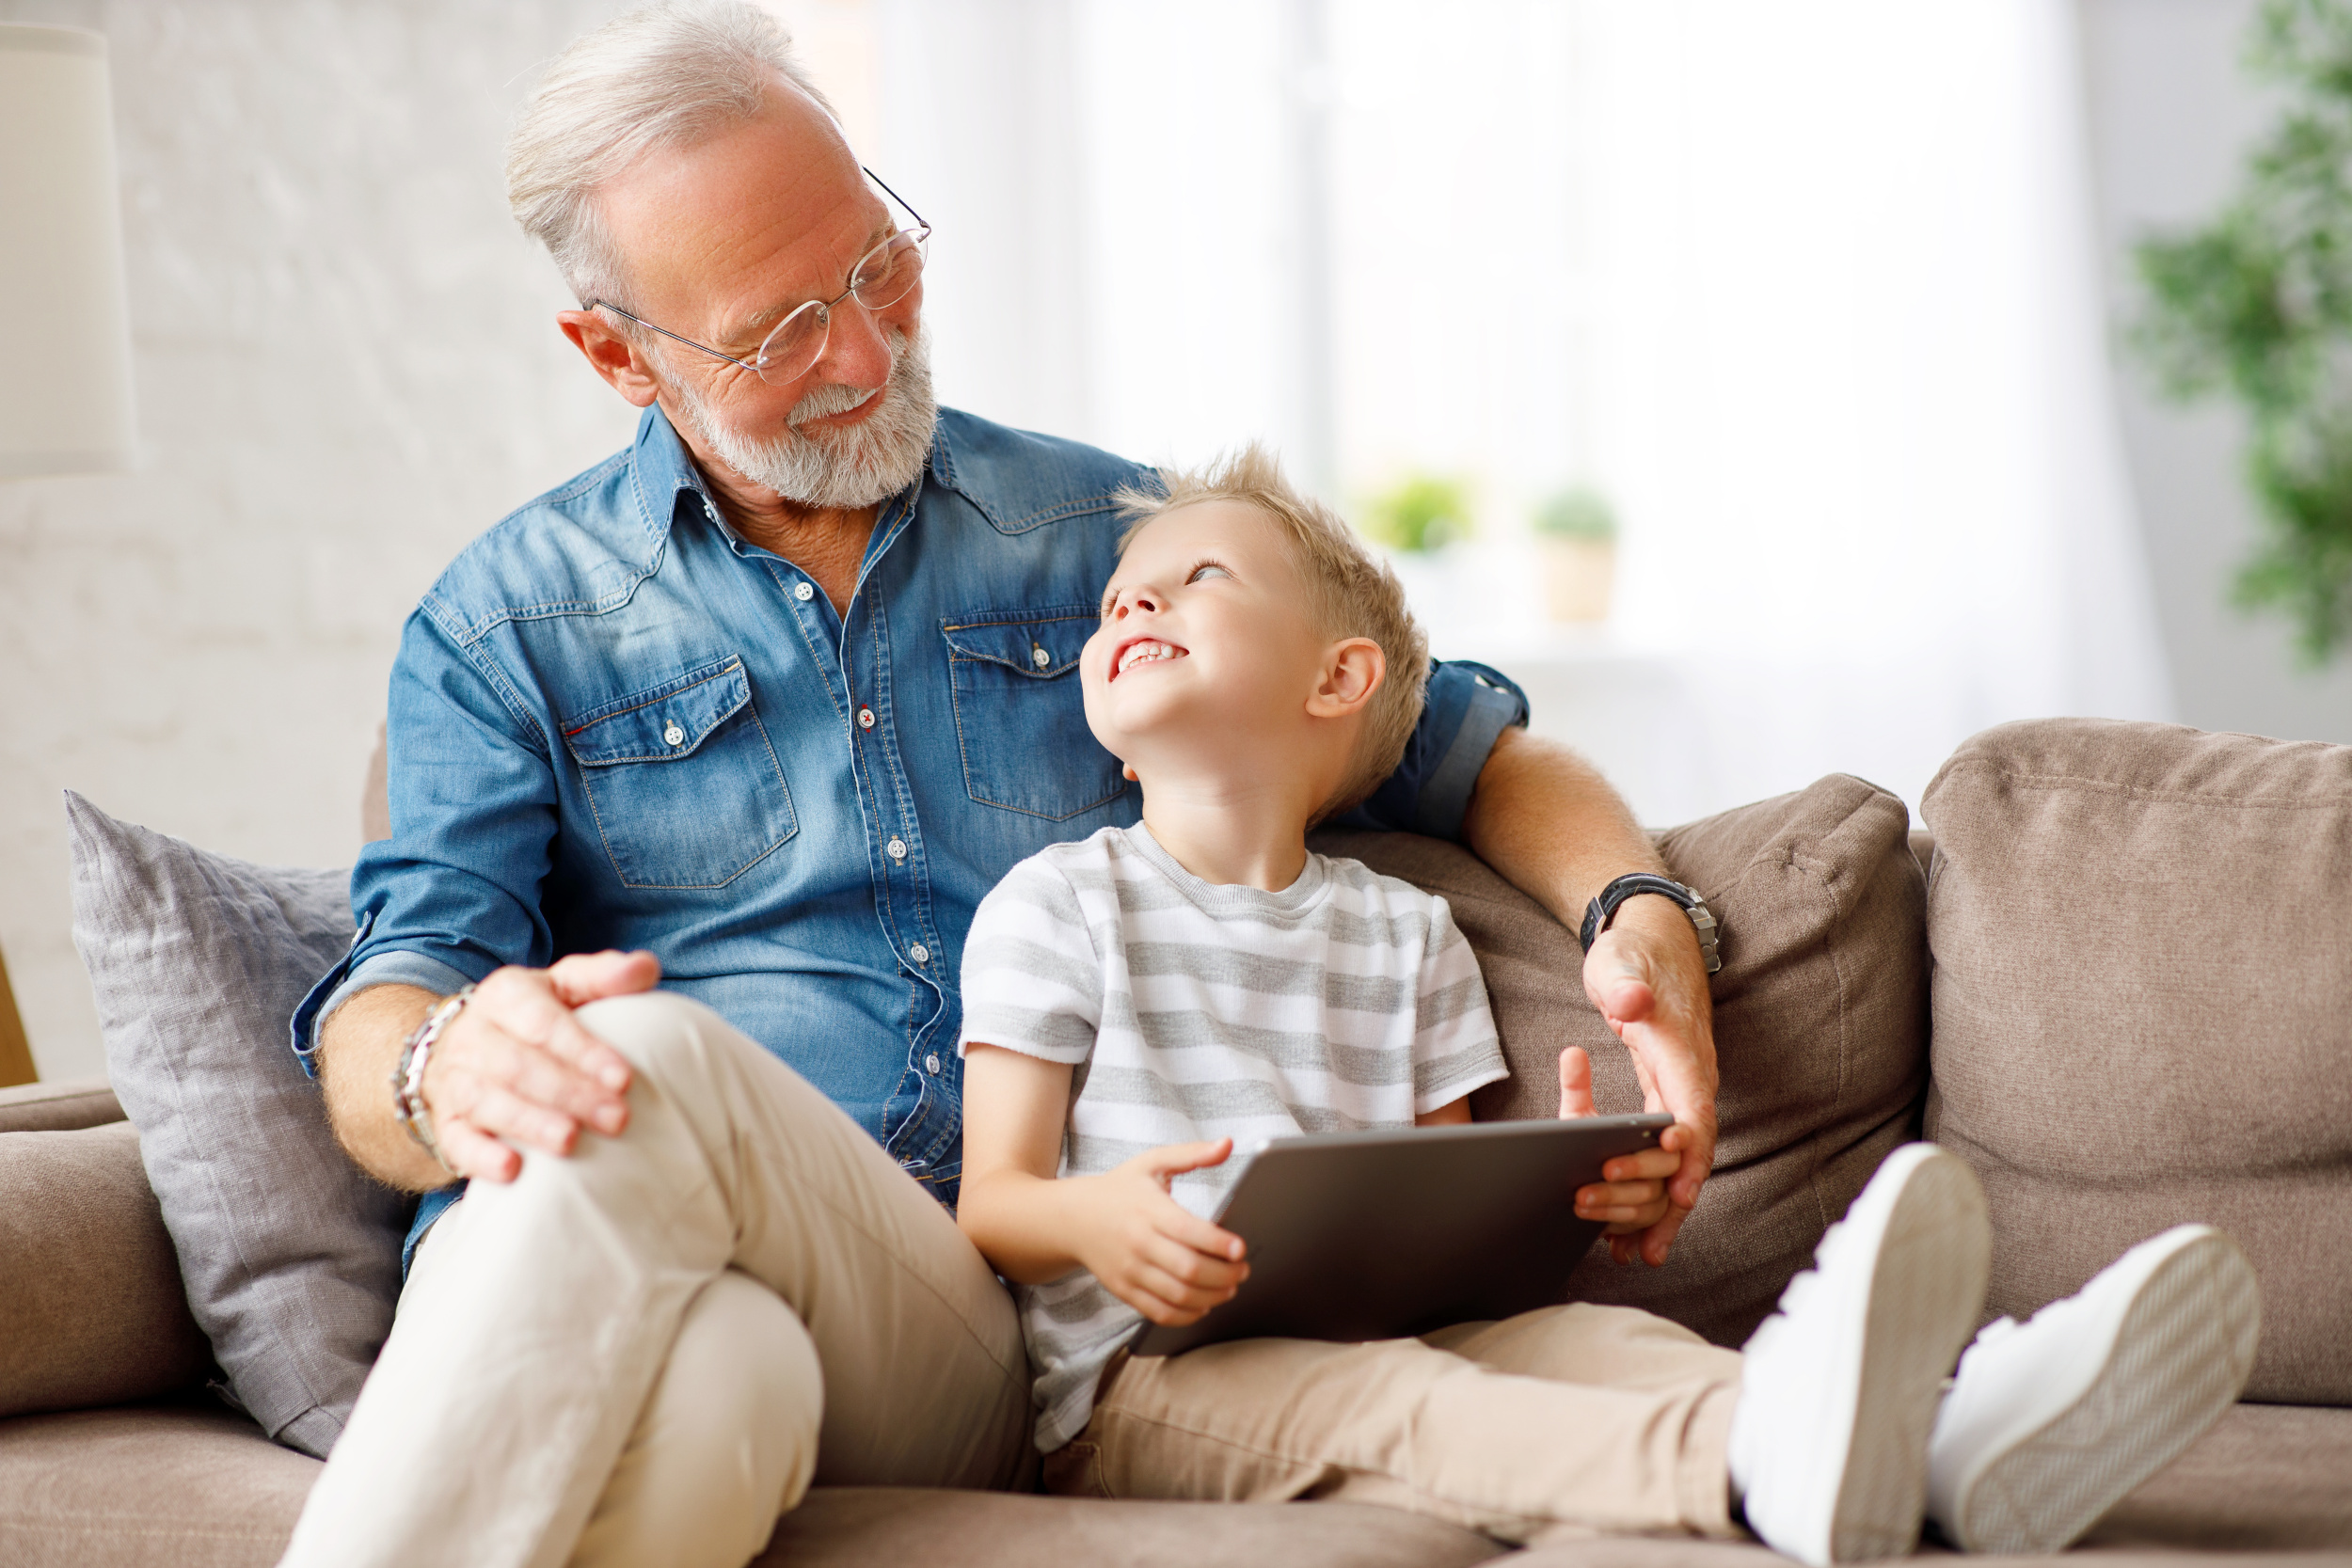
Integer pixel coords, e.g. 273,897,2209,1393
1728,1144,1992,1566
1925,1224,2261,1555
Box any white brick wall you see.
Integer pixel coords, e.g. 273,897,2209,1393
0,0,641,1080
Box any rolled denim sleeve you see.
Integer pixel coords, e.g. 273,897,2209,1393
1326,658,1530,840
290,608,562,1073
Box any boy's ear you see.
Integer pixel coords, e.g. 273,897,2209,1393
1306,639,1385,719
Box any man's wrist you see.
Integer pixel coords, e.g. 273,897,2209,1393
1601,895,1692,952
390,986,474,1175
1581,875,1720,974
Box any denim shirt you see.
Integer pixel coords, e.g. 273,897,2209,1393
294,406,1526,1260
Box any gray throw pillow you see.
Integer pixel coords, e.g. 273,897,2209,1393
64,791,408,1458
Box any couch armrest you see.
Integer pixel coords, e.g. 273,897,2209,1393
0,1121,212,1418
0,1077,125,1133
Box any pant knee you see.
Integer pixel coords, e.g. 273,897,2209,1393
571,992,785,1121
666,1270,824,1508
572,1271,823,1568
574,991,735,1074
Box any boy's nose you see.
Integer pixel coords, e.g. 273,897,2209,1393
1112,587,1160,618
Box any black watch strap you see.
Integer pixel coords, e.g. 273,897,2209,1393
1579,874,1723,974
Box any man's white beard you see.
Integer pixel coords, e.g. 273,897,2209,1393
667,325,937,512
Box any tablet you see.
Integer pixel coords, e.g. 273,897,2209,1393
1128,1112,1676,1359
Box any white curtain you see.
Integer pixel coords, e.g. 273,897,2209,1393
835,0,2174,823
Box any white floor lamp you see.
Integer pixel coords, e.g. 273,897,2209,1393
0,22,136,480
0,22,136,1085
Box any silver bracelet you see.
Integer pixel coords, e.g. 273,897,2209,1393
390,985,474,1176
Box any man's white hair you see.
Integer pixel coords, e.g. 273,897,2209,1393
506,1,834,308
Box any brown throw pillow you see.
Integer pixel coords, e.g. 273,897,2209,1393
1921,719,2352,1404
1316,770,1929,1348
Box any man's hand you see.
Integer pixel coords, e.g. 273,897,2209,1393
1559,1044,1692,1267
1458,727,1719,1266
1581,899,1719,1264
1065,1140,1249,1327
417,952,659,1182
318,949,659,1191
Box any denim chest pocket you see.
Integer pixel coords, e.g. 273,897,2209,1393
943,607,1127,820
561,656,797,889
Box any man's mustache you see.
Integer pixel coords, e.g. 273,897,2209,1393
787,370,890,429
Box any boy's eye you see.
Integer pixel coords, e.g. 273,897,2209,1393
1186,563,1231,584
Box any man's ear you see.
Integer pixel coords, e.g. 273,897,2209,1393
1306,639,1386,719
556,309,665,408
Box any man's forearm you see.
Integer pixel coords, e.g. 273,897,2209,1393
1459,726,1667,925
318,983,459,1193
1461,724,1718,1262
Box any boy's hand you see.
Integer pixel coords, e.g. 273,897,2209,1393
1558,1045,1687,1267
1070,1139,1250,1326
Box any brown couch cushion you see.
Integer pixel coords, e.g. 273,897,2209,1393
0,1079,124,1134
12,1401,2337,1568
761,1488,1503,1567
1921,720,2352,1405
0,1402,317,1568
1317,770,1929,1347
1502,1402,2352,1567
0,1403,1504,1568
0,1123,211,1419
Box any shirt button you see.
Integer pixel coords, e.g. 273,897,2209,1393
663,721,685,747
1031,643,1052,669
857,706,875,730
925,1053,943,1074
910,942,930,964
794,581,815,603
886,837,907,862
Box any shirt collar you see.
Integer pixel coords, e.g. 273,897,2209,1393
629,404,719,547
630,401,955,547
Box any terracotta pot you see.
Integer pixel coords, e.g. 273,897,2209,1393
1540,536,1614,623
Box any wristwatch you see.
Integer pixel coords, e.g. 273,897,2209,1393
1579,875,1722,974
390,985,475,1175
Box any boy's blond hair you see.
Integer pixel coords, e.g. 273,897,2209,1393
1115,445,1429,821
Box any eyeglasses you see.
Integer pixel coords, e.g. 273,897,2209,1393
587,168,930,387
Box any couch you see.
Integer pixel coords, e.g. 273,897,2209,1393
3,717,2347,1567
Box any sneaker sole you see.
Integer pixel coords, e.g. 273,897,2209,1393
1825,1149,1994,1562
1946,1228,2261,1555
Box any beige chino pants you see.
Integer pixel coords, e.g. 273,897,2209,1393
279,993,1031,1568
1046,1303,1744,1544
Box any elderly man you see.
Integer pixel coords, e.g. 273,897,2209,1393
279,5,1719,1566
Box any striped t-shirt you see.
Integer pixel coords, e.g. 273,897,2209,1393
958,822,1510,1451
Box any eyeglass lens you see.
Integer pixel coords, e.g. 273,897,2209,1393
752,228,930,384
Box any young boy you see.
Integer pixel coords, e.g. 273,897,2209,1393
954,447,2261,1562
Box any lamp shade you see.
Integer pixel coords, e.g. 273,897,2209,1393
0,24,135,478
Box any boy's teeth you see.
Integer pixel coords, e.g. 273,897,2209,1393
1118,640,1182,675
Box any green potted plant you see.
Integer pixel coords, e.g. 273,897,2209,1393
2134,0,2352,663
1360,472,1476,555
1533,484,1617,624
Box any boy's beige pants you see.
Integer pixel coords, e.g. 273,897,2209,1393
278,992,1031,1568
1046,1287,1745,1544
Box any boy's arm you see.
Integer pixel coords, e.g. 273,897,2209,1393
959,1043,1250,1326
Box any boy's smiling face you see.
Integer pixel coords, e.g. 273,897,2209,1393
1082,499,1373,802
